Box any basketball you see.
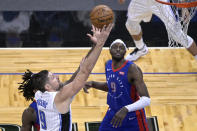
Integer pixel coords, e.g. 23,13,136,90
90,5,114,29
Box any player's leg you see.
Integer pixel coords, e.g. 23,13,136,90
187,41,197,59
125,19,148,61
152,1,197,60
125,0,151,61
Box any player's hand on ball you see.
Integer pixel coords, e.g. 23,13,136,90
111,107,128,128
87,24,113,46
87,25,98,44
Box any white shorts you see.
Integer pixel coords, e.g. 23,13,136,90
127,0,191,47
127,0,174,24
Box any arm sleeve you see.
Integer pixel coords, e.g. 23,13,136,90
125,96,151,112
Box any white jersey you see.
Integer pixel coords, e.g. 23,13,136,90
35,91,72,131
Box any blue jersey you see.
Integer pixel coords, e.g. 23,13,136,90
106,60,138,112
100,60,148,131
30,100,40,131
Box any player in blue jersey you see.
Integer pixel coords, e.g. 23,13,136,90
84,39,151,131
18,85,40,131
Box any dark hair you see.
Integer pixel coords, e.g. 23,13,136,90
18,69,49,101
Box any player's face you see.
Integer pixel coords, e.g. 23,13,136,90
47,72,62,91
110,43,126,61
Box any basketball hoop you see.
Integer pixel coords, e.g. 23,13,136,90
155,0,197,47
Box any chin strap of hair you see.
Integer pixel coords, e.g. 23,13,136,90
125,96,151,112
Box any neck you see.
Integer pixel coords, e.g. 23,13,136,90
112,58,126,69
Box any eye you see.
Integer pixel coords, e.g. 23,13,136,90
120,46,125,50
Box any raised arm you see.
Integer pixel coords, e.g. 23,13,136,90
63,43,97,85
55,24,113,113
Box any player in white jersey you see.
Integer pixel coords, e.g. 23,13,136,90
118,0,197,61
19,24,113,131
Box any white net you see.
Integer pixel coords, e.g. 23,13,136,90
156,0,197,47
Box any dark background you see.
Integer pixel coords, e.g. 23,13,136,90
0,0,196,48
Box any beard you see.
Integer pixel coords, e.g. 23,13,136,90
112,56,124,62
56,82,64,91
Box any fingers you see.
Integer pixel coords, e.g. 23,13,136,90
83,81,93,93
110,116,116,127
83,87,89,94
92,25,95,32
118,118,123,127
92,25,101,32
87,33,92,38
115,118,121,128
101,25,107,32
106,23,114,32
92,23,113,34
85,82,92,87
111,116,122,128
100,23,114,33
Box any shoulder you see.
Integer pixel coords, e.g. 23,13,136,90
35,90,42,99
23,106,35,116
29,100,36,108
105,59,112,64
128,63,143,79
105,59,112,66
127,60,134,65
128,63,139,72
22,106,36,122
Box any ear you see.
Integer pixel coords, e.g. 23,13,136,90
44,83,52,91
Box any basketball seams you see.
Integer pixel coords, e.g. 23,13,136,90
90,5,114,28
90,14,113,21
90,7,110,18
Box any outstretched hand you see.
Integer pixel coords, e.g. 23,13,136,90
83,81,93,93
87,24,113,47
110,107,128,128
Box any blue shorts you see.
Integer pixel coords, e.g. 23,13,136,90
99,108,149,131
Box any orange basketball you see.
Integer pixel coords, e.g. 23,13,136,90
90,5,114,29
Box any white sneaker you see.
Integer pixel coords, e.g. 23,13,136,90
125,45,148,61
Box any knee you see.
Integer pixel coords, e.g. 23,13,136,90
125,19,141,35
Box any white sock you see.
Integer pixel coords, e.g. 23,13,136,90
195,55,197,60
134,38,145,49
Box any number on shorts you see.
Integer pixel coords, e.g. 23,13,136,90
39,110,47,129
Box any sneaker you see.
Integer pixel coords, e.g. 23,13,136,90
125,45,148,61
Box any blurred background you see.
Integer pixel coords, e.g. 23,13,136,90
0,0,196,48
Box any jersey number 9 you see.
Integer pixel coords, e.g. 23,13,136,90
39,110,47,129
